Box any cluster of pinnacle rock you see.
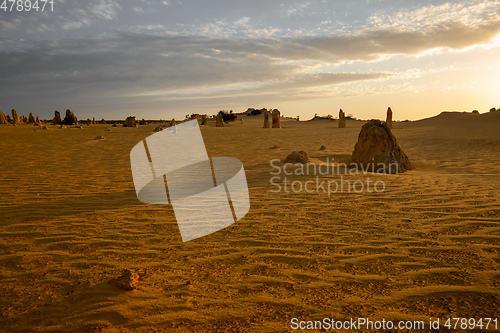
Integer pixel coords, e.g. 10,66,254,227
0,109,107,126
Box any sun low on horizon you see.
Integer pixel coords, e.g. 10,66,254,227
0,0,499,121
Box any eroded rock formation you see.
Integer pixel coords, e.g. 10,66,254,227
349,119,412,174
272,109,281,128
338,109,346,128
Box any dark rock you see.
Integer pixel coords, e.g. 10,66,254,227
52,111,63,124
124,116,137,127
386,107,393,129
63,109,78,125
113,269,139,290
285,151,310,164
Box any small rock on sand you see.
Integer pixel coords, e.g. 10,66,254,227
94,136,106,140
270,145,280,149
285,151,310,164
319,145,326,150
113,269,139,290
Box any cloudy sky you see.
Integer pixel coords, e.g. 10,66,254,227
1,0,499,121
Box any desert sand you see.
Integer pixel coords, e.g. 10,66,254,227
1,111,499,332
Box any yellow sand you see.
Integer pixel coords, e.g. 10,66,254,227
0,113,499,332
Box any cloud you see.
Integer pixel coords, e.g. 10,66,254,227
0,29,394,117
0,20,16,30
367,0,500,30
297,21,500,62
1,1,500,118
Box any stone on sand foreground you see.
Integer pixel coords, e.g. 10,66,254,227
285,151,310,164
113,270,140,290
349,119,412,174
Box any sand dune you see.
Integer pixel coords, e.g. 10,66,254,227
0,114,499,332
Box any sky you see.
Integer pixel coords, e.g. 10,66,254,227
0,0,499,121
